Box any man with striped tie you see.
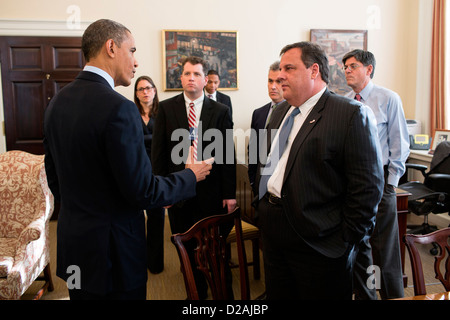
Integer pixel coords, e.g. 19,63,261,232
152,56,236,299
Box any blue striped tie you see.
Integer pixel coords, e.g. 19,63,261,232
258,107,300,199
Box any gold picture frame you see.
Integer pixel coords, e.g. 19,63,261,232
162,30,239,91
311,29,368,95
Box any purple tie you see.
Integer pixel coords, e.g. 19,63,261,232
355,94,362,101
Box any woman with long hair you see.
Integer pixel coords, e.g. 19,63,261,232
134,75,164,274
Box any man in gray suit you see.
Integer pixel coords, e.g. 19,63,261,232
254,42,384,299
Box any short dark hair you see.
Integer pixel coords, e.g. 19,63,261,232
342,49,376,79
207,69,220,78
82,19,130,62
181,56,208,75
280,42,329,84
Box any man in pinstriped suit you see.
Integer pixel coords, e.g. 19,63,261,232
254,42,384,300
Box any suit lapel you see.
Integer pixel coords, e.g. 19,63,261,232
199,97,214,130
282,89,330,184
259,103,271,129
174,94,189,130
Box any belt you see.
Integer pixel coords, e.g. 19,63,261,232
264,193,283,205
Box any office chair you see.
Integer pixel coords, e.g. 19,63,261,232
403,228,450,296
399,141,450,255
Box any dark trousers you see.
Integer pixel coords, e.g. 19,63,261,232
146,207,165,273
68,285,146,300
257,196,353,300
353,179,404,299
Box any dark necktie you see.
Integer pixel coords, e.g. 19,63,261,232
355,94,362,101
258,107,300,199
265,103,277,128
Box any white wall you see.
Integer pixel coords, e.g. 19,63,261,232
0,0,432,161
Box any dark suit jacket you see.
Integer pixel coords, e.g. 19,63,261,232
216,91,233,119
255,89,384,258
43,71,197,295
152,93,236,231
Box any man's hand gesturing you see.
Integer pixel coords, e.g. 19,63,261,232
185,146,213,182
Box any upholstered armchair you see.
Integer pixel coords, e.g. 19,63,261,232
0,151,54,299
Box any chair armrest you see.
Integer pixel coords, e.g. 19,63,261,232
426,174,450,194
17,220,43,246
427,173,450,181
405,163,428,177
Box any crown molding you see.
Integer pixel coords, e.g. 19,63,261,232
0,19,92,36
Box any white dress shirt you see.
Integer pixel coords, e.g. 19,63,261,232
205,91,216,101
184,92,204,128
345,81,410,186
267,87,325,197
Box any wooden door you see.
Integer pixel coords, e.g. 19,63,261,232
0,36,84,155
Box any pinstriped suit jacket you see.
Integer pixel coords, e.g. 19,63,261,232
256,89,384,258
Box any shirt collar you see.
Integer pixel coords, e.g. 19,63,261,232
297,87,326,114
271,99,286,108
83,66,115,89
358,81,374,101
205,91,216,99
184,92,205,109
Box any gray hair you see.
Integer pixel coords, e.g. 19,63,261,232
269,61,280,72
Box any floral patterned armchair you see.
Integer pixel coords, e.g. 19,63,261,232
0,151,54,299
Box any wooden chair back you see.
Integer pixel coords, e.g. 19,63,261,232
403,228,450,295
171,207,250,300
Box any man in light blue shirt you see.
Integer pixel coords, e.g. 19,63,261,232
343,50,410,300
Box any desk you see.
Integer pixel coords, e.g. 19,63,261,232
396,188,411,287
394,291,450,300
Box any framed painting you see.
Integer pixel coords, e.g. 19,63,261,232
311,29,368,95
162,30,238,91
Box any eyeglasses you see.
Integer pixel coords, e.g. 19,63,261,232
136,86,154,92
342,63,362,72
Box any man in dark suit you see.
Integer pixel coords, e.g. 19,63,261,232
254,42,384,300
152,56,236,299
248,61,287,193
205,70,233,119
43,19,212,300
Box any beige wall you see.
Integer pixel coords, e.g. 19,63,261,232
0,0,433,161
